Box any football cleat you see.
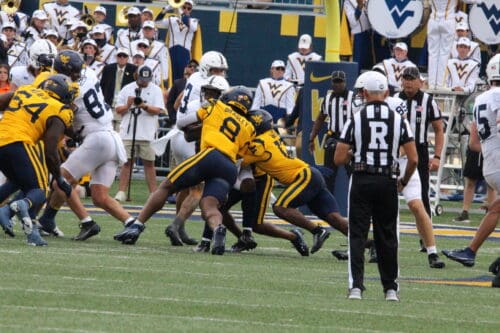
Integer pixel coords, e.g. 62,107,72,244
290,228,309,256
178,225,198,245
73,221,101,241
211,225,226,255
193,240,211,253
165,225,183,246
442,248,475,267
0,205,15,237
311,227,330,254
332,250,349,261
230,231,258,253
26,225,48,246
428,253,445,269
113,220,144,245
10,200,33,235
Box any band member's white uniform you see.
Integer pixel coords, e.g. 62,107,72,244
426,0,477,88
43,0,80,40
383,58,416,89
252,77,295,124
446,58,480,94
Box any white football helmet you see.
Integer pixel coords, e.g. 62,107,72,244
199,51,228,79
202,75,230,93
354,71,374,89
486,53,500,84
28,39,58,69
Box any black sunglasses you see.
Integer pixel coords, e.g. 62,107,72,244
183,6,192,11
117,54,128,58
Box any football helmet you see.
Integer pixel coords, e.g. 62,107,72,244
248,109,273,135
372,62,387,76
53,50,84,82
201,75,230,94
354,71,375,89
28,39,57,70
39,74,78,104
220,86,253,115
199,51,228,79
486,53,500,84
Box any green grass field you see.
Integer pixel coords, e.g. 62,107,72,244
0,180,498,333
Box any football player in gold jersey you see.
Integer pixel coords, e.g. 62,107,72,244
114,87,256,254
243,109,349,254
0,74,77,246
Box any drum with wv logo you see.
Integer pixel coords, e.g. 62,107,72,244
469,0,500,45
367,0,423,39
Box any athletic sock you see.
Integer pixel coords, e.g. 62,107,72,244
43,206,59,220
124,217,135,225
426,246,437,255
312,226,323,234
80,216,93,224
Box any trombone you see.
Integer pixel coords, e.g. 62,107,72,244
80,5,96,30
168,0,186,9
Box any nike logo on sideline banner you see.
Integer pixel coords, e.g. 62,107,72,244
309,73,331,82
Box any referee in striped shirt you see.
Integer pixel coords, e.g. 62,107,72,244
335,71,417,301
309,70,354,190
396,66,444,217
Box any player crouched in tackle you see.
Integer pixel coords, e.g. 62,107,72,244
242,109,349,254
113,86,256,254
0,74,78,246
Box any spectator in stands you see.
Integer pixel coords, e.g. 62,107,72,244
115,7,143,56
100,48,138,131
446,37,479,94
382,42,416,90
2,22,28,67
252,60,296,133
450,22,481,64
114,65,165,202
284,34,322,85
23,10,49,48
92,6,113,43
132,20,170,89
90,24,116,65
166,59,198,124
0,63,11,93
156,0,200,81
43,0,80,42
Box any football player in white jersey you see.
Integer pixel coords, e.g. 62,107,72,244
39,64,136,241
9,39,57,90
177,50,228,114
442,54,500,280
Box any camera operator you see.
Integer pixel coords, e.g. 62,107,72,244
114,65,165,201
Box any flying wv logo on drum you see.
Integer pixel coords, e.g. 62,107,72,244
479,2,500,35
384,0,415,28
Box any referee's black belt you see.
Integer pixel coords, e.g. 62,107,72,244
353,163,397,177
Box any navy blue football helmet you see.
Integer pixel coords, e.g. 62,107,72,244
220,86,253,115
247,109,273,135
39,74,78,104
53,50,84,81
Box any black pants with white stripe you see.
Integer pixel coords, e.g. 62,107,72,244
416,144,431,217
348,173,399,292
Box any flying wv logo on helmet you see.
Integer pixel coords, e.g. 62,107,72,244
384,0,415,28
479,2,500,35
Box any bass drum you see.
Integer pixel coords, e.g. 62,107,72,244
367,0,423,39
469,0,500,45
